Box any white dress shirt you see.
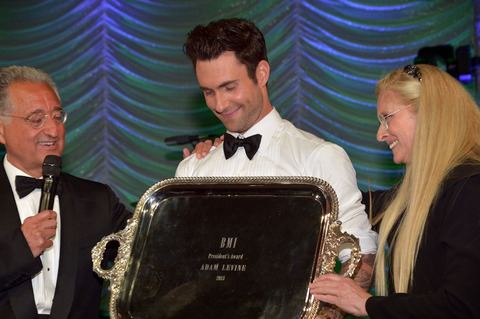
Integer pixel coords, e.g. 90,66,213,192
176,108,378,261
4,155,61,315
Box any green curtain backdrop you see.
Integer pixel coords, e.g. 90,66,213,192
0,1,476,318
0,0,474,208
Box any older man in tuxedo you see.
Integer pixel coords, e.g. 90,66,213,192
0,66,131,318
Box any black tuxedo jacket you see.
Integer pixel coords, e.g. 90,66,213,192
0,161,132,318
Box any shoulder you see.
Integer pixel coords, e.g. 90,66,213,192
434,163,480,223
176,146,224,177
60,172,113,193
441,164,480,199
61,171,100,185
274,121,356,182
278,120,349,157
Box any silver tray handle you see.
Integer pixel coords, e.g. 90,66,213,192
306,220,362,319
92,217,138,318
318,220,362,277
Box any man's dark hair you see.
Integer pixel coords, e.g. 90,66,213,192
184,18,268,83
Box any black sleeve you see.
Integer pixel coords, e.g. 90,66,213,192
361,188,395,232
0,226,42,291
102,184,133,265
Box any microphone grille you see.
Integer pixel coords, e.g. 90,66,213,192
42,155,62,177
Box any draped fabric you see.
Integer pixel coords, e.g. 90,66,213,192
0,0,475,209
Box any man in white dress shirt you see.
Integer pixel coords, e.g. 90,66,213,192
176,18,377,318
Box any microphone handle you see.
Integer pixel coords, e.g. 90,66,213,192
165,134,217,145
38,176,58,213
165,135,198,145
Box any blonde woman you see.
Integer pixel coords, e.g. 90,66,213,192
309,64,480,318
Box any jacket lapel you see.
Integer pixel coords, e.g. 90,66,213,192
49,174,79,319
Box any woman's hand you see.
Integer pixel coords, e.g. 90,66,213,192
183,135,224,159
309,274,371,317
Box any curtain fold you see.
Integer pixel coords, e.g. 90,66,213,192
0,0,474,207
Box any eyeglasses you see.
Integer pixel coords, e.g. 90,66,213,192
0,109,68,128
377,104,411,130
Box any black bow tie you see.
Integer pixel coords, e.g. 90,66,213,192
15,175,62,199
223,133,262,160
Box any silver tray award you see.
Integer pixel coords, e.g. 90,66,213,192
92,176,361,319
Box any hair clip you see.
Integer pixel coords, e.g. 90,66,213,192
403,65,422,82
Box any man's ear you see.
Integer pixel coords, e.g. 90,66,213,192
0,121,6,145
256,60,270,87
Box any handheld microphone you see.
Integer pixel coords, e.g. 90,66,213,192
38,155,62,213
165,135,216,146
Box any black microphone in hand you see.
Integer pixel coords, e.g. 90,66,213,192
165,135,217,146
38,155,62,213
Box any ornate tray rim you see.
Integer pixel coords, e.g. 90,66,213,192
92,176,360,319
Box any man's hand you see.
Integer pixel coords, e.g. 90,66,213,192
182,135,224,159
21,210,57,258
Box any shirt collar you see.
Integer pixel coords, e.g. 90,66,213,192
226,107,282,153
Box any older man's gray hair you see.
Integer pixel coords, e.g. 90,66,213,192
0,66,60,118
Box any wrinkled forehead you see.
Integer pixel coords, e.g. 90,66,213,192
7,82,61,114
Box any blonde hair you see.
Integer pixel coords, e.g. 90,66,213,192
374,64,480,295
